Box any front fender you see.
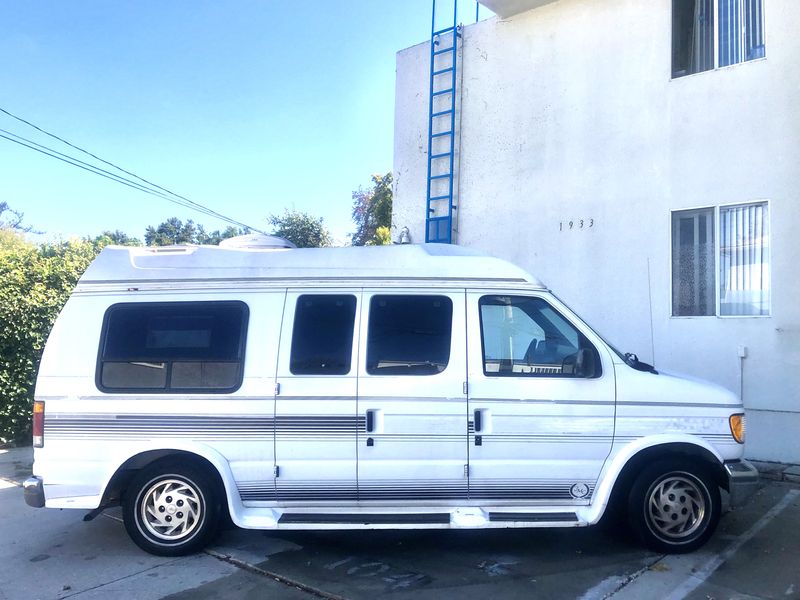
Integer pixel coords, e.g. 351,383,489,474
580,434,724,524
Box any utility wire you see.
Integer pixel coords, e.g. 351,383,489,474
0,105,238,222
0,132,192,207
0,129,251,229
0,128,206,212
0,106,265,233
0,127,254,226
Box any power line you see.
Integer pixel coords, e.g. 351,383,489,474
0,129,257,231
0,128,199,209
0,106,265,233
0,127,253,227
0,132,190,207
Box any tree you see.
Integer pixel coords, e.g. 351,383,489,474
0,201,41,234
0,231,101,444
144,218,245,246
268,210,332,248
92,230,142,247
196,225,245,246
144,217,197,246
350,173,393,246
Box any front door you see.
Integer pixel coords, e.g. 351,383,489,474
466,291,615,504
356,290,469,503
274,290,361,503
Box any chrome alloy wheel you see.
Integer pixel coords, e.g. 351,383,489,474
139,477,203,542
647,474,706,540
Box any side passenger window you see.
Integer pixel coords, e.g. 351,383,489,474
98,301,248,392
290,295,356,375
479,296,600,378
367,295,452,375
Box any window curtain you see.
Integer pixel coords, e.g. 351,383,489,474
745,0,765,60
720,0,764,67
690,0,714,73
718,0,742,67
719,203,769,316
672,209,715,316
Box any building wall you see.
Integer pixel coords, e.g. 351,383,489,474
393,0,800,462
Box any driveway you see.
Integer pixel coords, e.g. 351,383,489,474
2,447,798,600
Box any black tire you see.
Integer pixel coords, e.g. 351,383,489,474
627,459,721,554
123,460,221,556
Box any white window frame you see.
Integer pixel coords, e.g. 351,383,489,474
670,0,768,81
669,200,771,319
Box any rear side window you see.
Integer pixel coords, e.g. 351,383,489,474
290,295,357,375
98,301,248,393
367,295,452,375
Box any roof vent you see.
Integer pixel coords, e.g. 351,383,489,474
218,233,297,250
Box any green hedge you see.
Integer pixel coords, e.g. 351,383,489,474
0,231,99,444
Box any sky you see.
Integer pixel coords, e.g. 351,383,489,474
0,1,492,244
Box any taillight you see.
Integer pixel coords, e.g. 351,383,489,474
33,401,44,448
729,413,745,444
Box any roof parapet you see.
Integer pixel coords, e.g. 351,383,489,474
478,0,558,18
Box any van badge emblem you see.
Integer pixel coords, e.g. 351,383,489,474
570,483,590,499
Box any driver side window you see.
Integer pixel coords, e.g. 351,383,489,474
479,295,600,378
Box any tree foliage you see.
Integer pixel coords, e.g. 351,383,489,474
268,210,332,248
350,173,393,246
92,230,142,247
0,201,41,234
0,231,101,444
144,218,245,246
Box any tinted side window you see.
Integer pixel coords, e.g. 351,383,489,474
479,296,600,378
98,301,248,392
290,295,356,375
367,295,452,376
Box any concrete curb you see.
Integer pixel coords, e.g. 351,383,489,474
751,460,800,484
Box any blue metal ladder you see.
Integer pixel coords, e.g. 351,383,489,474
425,0,461,244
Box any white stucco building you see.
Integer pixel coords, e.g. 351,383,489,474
392,0,800,462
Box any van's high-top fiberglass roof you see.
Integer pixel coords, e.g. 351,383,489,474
79,243,545,288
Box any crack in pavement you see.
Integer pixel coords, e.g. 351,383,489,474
204,548,349,600
602,555,667,599
58,557,185,598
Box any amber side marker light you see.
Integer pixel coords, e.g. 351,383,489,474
729,413,745,444
33,401,44,448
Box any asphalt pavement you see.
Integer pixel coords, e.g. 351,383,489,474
2,447,798,600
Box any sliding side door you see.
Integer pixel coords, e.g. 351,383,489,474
273,290,361,503
356,290,469,503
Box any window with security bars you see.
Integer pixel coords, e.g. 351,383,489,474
672,0,765,78
672,202,770,317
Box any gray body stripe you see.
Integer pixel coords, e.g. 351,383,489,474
617,401,742,409
469,398,616,406
238,480,594,502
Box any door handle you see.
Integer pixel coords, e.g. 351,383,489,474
365,409,377,447
474,409,485,446
366,409,375,433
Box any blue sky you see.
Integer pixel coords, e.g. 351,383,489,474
0,1,491,243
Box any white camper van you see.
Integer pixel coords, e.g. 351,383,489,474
24,239,758,556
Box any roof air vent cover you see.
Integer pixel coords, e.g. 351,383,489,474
218,234,297,250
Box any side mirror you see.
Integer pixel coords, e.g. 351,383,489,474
574,348,596,378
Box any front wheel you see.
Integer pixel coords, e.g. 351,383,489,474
627,459,721,554
123,461,220,556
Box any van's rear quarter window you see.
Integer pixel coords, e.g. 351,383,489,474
97,301,248,393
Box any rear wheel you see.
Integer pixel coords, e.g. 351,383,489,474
627,459,721,554
123,461,220,556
